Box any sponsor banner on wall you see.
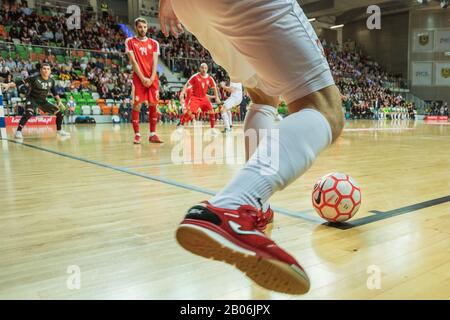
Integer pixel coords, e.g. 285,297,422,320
411,62,433,86
424,116,449,121
5,116,56,126
413,30,434,52
435,29,450,52
435,62,450,86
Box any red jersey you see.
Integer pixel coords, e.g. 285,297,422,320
125,36,160,79
185,86,193,102
188,73,216,98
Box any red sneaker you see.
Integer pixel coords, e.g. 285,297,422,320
175,202,310,294
133,134,141,144
149,134,163,143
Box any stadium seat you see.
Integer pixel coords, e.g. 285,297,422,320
82,92,91,99
56,55,65,63
92,92,100,100
81,105,91,115
106,99,115,106
101,105,112,115
77,99,87,106
91,105,101,115
112,105,119,115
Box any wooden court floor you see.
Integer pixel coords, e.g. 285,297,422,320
0,119,449,299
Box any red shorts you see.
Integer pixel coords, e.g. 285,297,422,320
189,96,213,114
132,76,159,106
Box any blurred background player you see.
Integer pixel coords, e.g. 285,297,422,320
1,63,70,140
160,0,344,294
220,81,243,133
177,85,193,128
125,17,163,144
180,63,221,130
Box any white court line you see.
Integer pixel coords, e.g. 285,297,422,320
423,122,450,126
344,128,415,132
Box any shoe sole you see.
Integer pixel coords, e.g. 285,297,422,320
176,224,310,295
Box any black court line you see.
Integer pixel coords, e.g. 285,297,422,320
2,138,322,224
325,195,450,230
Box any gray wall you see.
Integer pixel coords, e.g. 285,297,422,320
315,27,338,45
104,0,129,22
343,12,409,78
409,8,450,103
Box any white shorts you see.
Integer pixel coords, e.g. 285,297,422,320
223,94,242,111
172,0,335,104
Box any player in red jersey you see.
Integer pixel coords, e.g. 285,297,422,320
180,63,221,129
125,17,163,144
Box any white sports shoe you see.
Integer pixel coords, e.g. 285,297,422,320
57,130,71,137
14,131,23,140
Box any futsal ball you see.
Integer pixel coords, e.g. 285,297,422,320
112,115,121,124
312,173,361,222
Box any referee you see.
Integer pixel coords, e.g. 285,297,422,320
1,63,70,140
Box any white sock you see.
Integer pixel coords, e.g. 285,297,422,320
222,111,230,130
228,111,232,126
243,103,278,160
210,108,332,210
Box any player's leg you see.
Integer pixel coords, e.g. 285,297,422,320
189,98,201,125
15,100,35,139
244,88,279,161
41,101,71,137
34,101,69,136
148,103,163,143
227,110,232,128
131,84,143,144
204,99,215,129
172,0,345,294
221,99,233,132
148,88,163,143
171,0,311,294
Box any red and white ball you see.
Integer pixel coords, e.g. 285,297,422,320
312,173,362,222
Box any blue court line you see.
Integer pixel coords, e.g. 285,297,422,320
2,138,322,224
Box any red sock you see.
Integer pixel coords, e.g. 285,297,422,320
149,105,157,133
180,114,186,125
209,113,215,128
132,109,140,134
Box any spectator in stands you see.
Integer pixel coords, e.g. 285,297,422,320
240,91,250,121
119,98,131,123
100,1,109,20
443,102,449,116
67,95,76,124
